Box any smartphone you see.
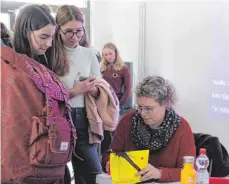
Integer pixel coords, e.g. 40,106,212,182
79,76,96,82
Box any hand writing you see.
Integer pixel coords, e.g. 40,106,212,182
136,163,161,182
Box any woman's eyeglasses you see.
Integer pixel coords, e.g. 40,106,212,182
135,105,158,114
60,28,84,39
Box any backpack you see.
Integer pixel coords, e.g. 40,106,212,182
1,46,76,184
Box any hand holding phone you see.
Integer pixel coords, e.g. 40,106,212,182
79,76,96,82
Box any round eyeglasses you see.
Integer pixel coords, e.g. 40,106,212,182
60,28,84,39
135,105,158,114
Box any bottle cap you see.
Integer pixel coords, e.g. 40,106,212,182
183,156,194,163
199,148,206,155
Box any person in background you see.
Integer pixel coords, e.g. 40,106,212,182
54,5,102,184
101,42,131,116
102,75,196,182
100,42,131,154
1,22,13,47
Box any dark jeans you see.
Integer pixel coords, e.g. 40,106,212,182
101,130,114,155
71,108,102,184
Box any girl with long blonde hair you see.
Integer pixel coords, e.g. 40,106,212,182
101,42,125,71
100,42,131,153
101,42,131,107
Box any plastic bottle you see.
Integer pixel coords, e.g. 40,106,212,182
181,156,196,184
196,148,210,184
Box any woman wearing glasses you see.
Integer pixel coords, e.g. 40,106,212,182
102,75,196,182
53,5,102,184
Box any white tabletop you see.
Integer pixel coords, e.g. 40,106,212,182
96,173,180,184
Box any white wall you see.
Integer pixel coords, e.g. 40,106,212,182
145,1,229,150
90,0,229,151
90,1,141,61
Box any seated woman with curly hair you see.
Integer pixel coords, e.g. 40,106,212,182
102,75,196,182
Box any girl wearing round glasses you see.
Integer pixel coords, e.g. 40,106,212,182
53,5,102,184
102,75,195,182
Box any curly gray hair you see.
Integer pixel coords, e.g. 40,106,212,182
135,75,177,108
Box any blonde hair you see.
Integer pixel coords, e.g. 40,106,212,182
100,42,125,71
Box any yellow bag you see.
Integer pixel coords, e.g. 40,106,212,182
110,150,149,184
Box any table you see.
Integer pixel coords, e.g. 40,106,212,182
96,173,180,184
